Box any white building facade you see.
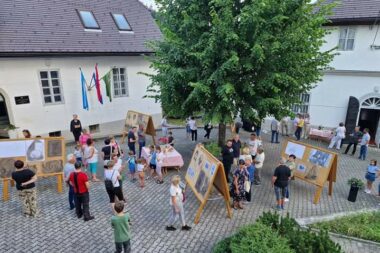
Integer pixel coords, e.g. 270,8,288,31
292,0,380,145
0,0,162,139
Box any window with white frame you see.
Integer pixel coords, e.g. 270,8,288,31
112,67,129,97
39,70,64,104
338,27,356,51
292,93,310,114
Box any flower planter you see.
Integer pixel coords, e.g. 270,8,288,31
348,185,359,202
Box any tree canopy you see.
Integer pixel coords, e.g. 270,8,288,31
145,0,336,124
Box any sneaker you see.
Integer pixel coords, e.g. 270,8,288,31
182,225,192,231
284,198,289,202
364,189,371,194
84,216,95,222
273,205,281,211
166,226,176,231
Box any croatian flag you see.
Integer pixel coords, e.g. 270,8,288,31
95,64,103,104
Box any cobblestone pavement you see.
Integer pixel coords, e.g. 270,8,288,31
1,128,379,253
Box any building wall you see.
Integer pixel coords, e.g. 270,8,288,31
309,73,380,128
310,25,380,127
0,56,162,139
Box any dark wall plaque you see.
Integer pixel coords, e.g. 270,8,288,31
15,96,30,105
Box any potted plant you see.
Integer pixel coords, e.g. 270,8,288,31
4,124,19,139
347,178,364,202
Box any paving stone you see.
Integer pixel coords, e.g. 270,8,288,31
1,128,379,252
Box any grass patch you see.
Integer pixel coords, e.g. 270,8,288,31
310,211,380,243
167,117,205,127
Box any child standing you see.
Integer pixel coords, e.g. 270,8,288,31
111,201,131,253
156,146,164,184
136,158,147,188
74,144,83,163
364,159,379,194
126,151,136,182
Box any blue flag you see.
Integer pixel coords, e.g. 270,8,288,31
80,70,89,110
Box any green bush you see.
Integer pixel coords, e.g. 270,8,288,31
205,141,221,158
310,211,380,243
213,223,294,253
213,212,342,253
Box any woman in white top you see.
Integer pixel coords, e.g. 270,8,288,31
189,117,197,141
328,122,346,150
104,160,125,212
165,175,191,231
85,138,100,181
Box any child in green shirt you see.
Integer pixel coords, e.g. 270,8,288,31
111,202,131,253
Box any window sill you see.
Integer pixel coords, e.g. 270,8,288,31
84,29,102,32
43,102,65,106
119,31,134,34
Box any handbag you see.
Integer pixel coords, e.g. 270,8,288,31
244,180,251,193
104,170,116,191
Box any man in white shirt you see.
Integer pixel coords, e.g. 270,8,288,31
359,128,371,160
189,117,197,141
247,133,259,160
253,147,265,185
328,122,346,150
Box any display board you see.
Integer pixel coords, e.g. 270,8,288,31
122,110,156,144
0,137,65,201
185,144,232,224
281,139,338,204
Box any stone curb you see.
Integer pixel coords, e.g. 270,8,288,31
296,208,380,248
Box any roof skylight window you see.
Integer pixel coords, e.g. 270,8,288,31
78,10,100,30
111,13,132,31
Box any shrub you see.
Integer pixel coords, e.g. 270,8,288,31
214,212,342,253
347,178,365,189
213,223,294,253
205,141,221,158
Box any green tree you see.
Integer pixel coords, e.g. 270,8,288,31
145,0,335,145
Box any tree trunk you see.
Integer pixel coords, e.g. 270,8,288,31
218,123,226,147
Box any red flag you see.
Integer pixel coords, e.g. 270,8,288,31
95,64,103,104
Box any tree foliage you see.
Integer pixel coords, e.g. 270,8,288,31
145,0,336,124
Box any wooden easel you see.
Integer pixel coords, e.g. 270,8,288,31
2,172,63,201
0,137,66,201
186,144,232,224
121,110,156,145
281,139,338,204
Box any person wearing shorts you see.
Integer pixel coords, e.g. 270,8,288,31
105,161,125,212
85,138,100,182
272,158,291,211
364,159,379,194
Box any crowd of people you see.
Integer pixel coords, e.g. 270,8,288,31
7,113,380,252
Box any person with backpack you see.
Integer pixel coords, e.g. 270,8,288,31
104,160,125,213
69,162,94,221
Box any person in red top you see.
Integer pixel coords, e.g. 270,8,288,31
69,162,94,221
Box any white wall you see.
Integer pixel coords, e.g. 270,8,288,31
309,73,380,128
322,25,380,71
0,56,162,139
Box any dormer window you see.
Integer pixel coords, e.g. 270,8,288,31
78,10,100,30
111,13,132,31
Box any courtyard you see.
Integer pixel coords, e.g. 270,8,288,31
1,128,379,253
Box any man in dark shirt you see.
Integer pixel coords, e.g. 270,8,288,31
101,138,115,168
232,135,242,165
70,114,82,143
69,162,94,221
127,127,137,155
221,140,234,183
272,158,291,210
11,160,38,217
344,126,362,155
